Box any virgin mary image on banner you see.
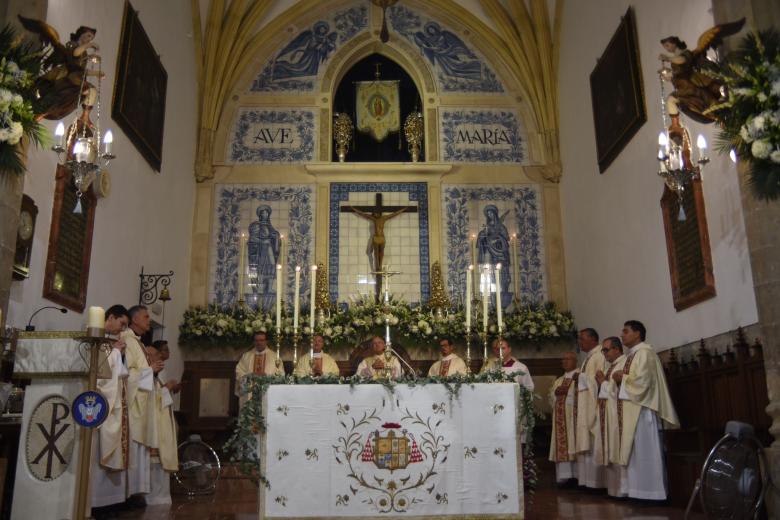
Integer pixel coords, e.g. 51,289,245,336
356,80,400,142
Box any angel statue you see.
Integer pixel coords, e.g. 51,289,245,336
17,16,103,121
658,18,744,127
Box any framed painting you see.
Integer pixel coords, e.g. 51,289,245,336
590,7,646,173
112,1,167,171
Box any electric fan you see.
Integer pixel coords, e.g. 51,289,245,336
685,421,768,519
174,434,221,496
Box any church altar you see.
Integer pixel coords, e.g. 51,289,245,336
256,382,524,519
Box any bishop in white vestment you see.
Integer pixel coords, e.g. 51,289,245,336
235,331,285,407
575,328,606,489
428,338,468,376
548,352,579,483
356,336,402,379
613,321,679,500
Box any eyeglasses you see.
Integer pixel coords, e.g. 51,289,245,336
601,347,612,353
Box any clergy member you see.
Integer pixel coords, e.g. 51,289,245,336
575,328,606,489
235,331,284,407
479,340,502,373
144,344,179,505
123,305,161,502
428,338,468,376
294,334,340,377
356,336,402,379
497,339,534,391
612,320,679,500
548,351,579,484
595,336,627,497
154,340,182,395
91,305,130,513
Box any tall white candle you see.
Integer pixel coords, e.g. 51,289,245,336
465,265,473,330
293,266,301,331
238,233,247,301
495,263,503,332
482,265,489,333
470,234,478,293
87,306,105,330
276,264,283,331
309,265,317,331
513,234,521,300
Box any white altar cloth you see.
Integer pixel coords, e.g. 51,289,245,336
259,383,524,519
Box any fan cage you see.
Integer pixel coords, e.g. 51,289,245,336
174,437,222,496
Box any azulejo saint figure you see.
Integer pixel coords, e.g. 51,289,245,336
248,205,281,310
477,204,512,306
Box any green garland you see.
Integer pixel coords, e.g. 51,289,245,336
223,371,539,498
180,299,575,350
704,29,780,200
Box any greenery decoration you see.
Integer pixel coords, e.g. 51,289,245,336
705,29,780,200
223,371,539,498
0,24,46,174
179,298,576,349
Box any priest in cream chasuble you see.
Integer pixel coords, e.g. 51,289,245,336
614,321,679,500
356,80,400,142
548,352,580,483
595,337,628,497
575,329,606,489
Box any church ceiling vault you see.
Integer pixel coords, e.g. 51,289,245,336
192,0,562,175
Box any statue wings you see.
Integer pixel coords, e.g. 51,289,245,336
692,18,745,60
17,16,71,70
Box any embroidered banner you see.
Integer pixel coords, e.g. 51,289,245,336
261,383,524,518
355,81,400,142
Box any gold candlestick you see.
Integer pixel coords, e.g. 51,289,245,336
465,325,472,374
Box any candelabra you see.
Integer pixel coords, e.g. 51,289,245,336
292,329,300,367
464,325,472,374
656,74,709,221
51,54,116,213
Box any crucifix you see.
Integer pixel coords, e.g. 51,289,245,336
340,193,417,299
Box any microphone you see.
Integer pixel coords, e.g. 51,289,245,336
385,344,418,379
26,306,68,331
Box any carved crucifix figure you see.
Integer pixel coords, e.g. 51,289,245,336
340,193,417,297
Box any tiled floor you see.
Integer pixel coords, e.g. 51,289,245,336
109,460,702,520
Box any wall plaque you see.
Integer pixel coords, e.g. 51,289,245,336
43,165,96,312
660,181,716,311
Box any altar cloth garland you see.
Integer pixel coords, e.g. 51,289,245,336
224,372,539,507
180,297,575,349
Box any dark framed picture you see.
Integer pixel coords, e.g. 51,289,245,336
590,7,646,173
112,1,167,171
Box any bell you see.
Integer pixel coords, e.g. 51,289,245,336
159,287,171,301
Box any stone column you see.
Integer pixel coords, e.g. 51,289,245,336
711,0,780,514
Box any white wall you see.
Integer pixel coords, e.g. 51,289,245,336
558,0,757,350
7,0,197,381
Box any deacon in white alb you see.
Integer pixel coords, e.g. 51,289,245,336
612,320,679,500
90,305,130,511
496,339,534,391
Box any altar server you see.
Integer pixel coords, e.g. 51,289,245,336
612,320,679,500
548,351,580,483
575,328,606,489
497,339,534,391
294,334,340,377
428,337,468,376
